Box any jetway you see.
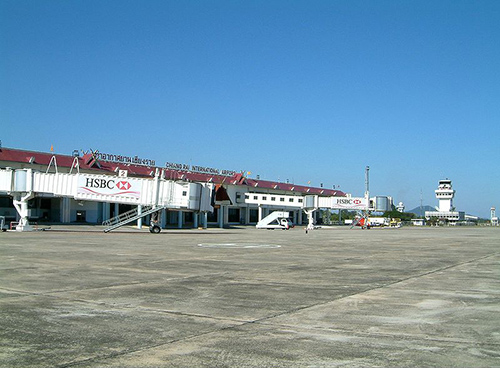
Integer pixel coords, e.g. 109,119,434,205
237,191,372,230
0,168,214,232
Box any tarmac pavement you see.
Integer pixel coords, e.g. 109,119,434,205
0,225,499,367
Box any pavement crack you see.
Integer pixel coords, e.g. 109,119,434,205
250,252,500,324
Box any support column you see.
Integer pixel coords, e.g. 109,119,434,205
60,197,71,223
161,209,167,228
203,212,208,228
102,202,110,222
137,205,142,229
178,211,183,229
114,203,119,218
193,212,199,228
258,206,263,221
13,193,35,231
224,205,229,226
218,206,224,228
245,207,250,225
298,209,303,225
305,209,315,230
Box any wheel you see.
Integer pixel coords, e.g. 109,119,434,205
149,225,161,234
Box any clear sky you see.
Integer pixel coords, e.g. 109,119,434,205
1,0,499,218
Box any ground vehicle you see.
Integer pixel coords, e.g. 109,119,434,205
256,211,292,230
390,218,402,227
368,217,390,227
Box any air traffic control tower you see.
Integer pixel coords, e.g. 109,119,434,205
435,179,455,212
425,179,465,223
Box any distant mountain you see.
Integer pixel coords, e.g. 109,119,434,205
407,205,437,218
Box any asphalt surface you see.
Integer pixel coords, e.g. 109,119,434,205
0,225,499,367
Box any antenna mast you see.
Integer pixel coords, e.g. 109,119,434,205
365,166,370,199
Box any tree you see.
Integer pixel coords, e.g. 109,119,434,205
382,210,415,222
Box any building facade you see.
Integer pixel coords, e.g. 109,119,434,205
425,179,465,223
0,147,346,228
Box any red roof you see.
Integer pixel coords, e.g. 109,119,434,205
0,147,346,197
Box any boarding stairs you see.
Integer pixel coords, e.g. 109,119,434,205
102,205,166,233
350,211,369,229
256,211,290,229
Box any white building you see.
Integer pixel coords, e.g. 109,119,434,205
425,179,465,223
492,207,499,226
0,146,346,229
396,201,405,212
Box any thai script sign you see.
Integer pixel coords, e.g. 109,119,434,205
96,152,156,167
76,175,141,199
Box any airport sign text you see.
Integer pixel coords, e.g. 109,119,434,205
165,162,237,177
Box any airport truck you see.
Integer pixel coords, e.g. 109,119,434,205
256,211,292,230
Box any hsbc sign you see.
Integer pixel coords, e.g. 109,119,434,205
76,175,141,199
331,197,368,210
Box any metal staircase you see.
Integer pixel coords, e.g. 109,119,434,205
103,205,165,233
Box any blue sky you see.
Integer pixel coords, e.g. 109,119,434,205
1,0,499,217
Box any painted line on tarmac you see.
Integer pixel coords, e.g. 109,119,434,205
197,243,281,249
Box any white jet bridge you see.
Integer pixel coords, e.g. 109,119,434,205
0,168,214,232
239,191,370,230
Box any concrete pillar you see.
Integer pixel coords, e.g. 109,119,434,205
102,202,110,222
224,205,229,225
203,212,208,228
114,203,119,218
161,209,167,228
137,205,142,229
194,212,199,228
258,206,263,221
218,206,224,228
60,197,71,223
178,211,183,229
298,210,303,225
245,207,250,225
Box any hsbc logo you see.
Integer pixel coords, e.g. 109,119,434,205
336,198,365,206
79,176,140,198
85,178,132,191
116,181,131,190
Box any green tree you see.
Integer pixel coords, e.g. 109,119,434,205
382,210,415,222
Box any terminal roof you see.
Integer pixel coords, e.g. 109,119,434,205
0,147,345,197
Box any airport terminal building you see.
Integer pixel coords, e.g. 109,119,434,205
0,147,345,229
